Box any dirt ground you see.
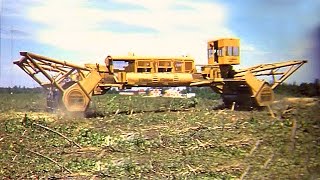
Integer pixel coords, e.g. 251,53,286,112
0,93,319,179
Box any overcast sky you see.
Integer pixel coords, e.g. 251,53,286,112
0,0,319,87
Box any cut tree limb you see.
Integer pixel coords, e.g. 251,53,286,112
267,105,276,118
115,109,119,115
240,166,251,180
26,149,72,173
263,154,274,169
33,122,82,149
290,118,297,151
249,140,262,156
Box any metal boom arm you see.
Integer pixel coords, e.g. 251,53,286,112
234,60,307,89
14,52,102,112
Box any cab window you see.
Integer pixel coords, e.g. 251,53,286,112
226,46,239,56
233,46,239,56
217,48,223,56
226,46,233,56
208,49,214,58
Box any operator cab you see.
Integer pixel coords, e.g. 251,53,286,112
207,38,240,65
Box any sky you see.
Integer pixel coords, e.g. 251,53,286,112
0,0,319,87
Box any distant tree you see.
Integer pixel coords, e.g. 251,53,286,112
275,83,300,96
315,79,320,96
189,87,220,100
299,83,317,97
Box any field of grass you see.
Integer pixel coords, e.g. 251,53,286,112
0,92,319,179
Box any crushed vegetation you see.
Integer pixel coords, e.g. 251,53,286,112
0,93,319,179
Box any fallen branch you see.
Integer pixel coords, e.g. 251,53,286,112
186,164,202,174
194,139,215,149
263,154,274,169
267,105,275,118
26,149,72,173
281,107,293,117
290,118,297,151
240,166,251,180
249,140,262,156
21,129,27,136
12,155,17,162
33,122,82,149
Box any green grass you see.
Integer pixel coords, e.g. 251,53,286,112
0,92,319,179
0,93,46,112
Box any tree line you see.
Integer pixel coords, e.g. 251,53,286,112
0,86,44,94
1,79,319,97
274,79,320,97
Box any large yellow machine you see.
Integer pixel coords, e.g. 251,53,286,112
14,38,307,112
